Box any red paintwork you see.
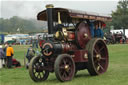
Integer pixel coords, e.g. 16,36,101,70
39,40,45,47
76,22,91,48
62,43,77,53
73,50,88,62
68,32,75,40
61,43,88,63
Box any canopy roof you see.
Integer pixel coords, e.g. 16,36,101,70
37,8,112,22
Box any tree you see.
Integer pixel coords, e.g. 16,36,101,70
111,0,128,32
0,16,45,33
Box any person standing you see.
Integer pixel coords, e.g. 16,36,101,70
6,44,14,68
3,43,8,66
94,22,104,38
0,44,5,69
26,45,35,68
26,45,35,63
89,22,95,38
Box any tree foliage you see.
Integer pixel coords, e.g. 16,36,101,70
111,0,128,29
0,16,46,33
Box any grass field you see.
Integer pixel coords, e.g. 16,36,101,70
0,44,128,85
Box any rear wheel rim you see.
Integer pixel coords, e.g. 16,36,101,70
92,40,108,74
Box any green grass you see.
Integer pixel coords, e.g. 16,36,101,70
0,44,128,85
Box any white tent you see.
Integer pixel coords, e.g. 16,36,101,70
110,29,128,38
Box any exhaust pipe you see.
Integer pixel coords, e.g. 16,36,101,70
46,4,54,34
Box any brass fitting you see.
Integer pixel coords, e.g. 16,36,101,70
46,4,54,8
58,12,62,24
84,33,88,38
84,53,88,59
62,28,68,39
55,31,60,39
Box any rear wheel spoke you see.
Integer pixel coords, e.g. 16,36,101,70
98,63,104,71
94,48,98,54
95,45,100,53
94,59,98,64
99,46,104,52
100,57,106,61
97,66,100,71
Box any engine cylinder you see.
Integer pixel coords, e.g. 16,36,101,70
42,41,77,57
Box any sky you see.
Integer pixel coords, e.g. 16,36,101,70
0,0,119,19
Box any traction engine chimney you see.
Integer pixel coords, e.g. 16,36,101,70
46,4,54,34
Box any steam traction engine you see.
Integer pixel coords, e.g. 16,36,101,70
29,5,111,82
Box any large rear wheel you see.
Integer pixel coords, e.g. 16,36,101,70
54,54,75,82
86,38,109,75
29,56,49,82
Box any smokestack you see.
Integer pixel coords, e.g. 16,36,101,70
46,4,54,34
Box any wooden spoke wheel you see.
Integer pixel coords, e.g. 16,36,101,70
29,56,49,82
54,54,75,82
86,38,109,75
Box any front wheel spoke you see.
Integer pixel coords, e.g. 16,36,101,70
40,73,43,78
33,65,37,69
68,68,72,73
65,58,69,64
65,71,69,76
37,72,40,77
42,71,45,75
67,62,71,66
35,72,38,77
39,74,42,78
37,72,41,78
62,72,66,78
60,65,65,69
63,60,67,65
64,71,68,78
35,63,39,67
33,69,37,74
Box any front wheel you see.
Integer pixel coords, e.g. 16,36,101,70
54,54,75,82
29,56,49,82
